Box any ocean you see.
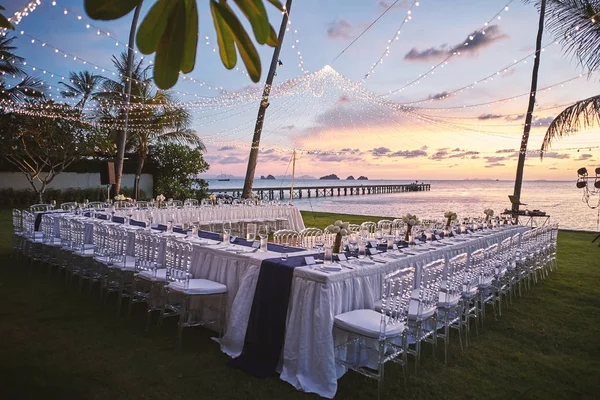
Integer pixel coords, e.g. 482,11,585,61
206,179,599,232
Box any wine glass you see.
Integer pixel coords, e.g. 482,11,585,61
315,234,325,261
223,221,232,243
50,200,56,210
246,223,257,241
258,224,268,240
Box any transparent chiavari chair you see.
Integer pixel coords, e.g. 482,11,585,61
160,239,228,348
323,225,338,246
377,220,393,235
22,210,44,265
129,231,165,329
30,204,52,212
172,200,183,207
184,198,199,207
11,209,24,259
360,221,377,238
436,253,467,363
548,223,559,272
463,248,484,344
92,222,112,297
69,218,96,291
299,227,323,249
60,202,78,211
334,267,414,398
515,229,534,295
406,258,445,372
347,224,361,233
478,243,499,322
136,201,149,208
273,229,300,247
40,214,62,268
491,237,513,316
57,216,75,277
87,201,105,209
103,225,136,314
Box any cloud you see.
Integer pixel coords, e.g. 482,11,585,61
543,152,570,159
532,116,554,127
218,145,237,151
218,156,245,164
485,156,508,163
372,147,392,155
578,153,593,160
327,19,353,40
430,150,449,160
428,91,453,101
404,25,508,62
505,114,525,121
485,162,506,168
449,150,480,159
388,149,428,158
478,113,503,120
496,148,517,153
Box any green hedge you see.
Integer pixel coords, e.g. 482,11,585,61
0,187,148,209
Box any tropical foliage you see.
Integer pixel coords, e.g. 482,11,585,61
84,0,284,88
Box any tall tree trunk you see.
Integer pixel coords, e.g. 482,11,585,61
133,150,146,200
113,3,142,196
512,0,547,220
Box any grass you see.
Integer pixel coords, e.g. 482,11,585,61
1,209,599,399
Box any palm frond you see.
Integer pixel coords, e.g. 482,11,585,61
157,129,204,148
541,93,600,154
0,76,45,103
544,0,600,72
0,35,26,77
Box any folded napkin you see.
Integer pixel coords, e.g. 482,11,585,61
322,263,342,272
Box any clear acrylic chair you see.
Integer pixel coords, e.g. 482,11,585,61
21,210,44,265
299,227,323,249
160,239,227,348
30,204,52,212
129,231,166,330
184,198,198,207
436,252,467,363
377,220,393,235
87,201,105,209
70,218,96,291
273,229,300,247
347,223,361,233
60,202,78,211
102,225,136,314
478,243,499,322
334,267,414,399
40,214,62,269
11,209,24,259
360,221,377,238
406,258,445,372
462,248,484,345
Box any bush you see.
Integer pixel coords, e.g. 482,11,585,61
0,187,147,209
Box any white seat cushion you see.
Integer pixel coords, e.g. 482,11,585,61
408,299,436,321
139,269,167,282
73,248,95,257
169,279,227,295
334,309,404,339
437,292,461,308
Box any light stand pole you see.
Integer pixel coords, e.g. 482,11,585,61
241,0,293,199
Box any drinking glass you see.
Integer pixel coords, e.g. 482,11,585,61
374,229,383,244
323,244,333,265
281,240,289,261
315,234,325,260
358,239,367,259
258,225,268,251
246,223,257,241
51,200,56,210
223,221,232,243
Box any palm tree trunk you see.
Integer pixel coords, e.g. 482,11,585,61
114,3,142,196
512,0,547,219
133,149,146,200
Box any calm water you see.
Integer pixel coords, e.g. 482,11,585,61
206,179,599,232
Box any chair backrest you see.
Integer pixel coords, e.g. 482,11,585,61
136,201,149,208
30,204,51,212
465,249,485,293
61,202,78,210
134,230,160,272
273,229,300,247
93,222,110,257
444,252,468,300
497,237,512,273
481,243,499,283
360,221,376,236
165,239,193,287
40,214,55,243
172,200,183,207
59,217,73,247
416,258,445,315
21,210,36,238
106,225,129,264
87,201,105,209
12,209,22,234
380,267,414,338
299,227,323,249
184,198,198,207
347,223,361,233
71,219,87,251
377,220,393,234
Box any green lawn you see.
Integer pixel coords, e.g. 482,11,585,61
0,210,599,399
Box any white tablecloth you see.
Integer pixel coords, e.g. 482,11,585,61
280,226,529,398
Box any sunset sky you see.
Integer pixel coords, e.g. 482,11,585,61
6,0,600,180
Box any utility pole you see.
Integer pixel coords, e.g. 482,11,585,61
241,0,293,199
512,0,546,221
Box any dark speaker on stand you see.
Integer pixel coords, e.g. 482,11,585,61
100,161,116,200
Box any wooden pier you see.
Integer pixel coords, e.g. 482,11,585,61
208,183,430,201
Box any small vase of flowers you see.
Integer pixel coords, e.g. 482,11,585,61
325,220,350,253
444,211,457,228
402,213,419,242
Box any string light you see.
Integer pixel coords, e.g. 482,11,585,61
0,0,41,34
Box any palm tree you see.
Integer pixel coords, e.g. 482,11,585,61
96,53,204,199
58,71,102,109
539,0,600,153
0,35,44,102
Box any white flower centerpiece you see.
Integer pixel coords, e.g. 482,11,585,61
325,220,350,253
484,208,494,222
444,211,457,228
156,194,166,208
114,193,131,208
401,213,419,241
209,194,217,206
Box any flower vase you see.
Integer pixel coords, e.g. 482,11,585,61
333,232,343,254
404,225,412,242
446,217,452,229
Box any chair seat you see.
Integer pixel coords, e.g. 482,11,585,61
168,278,227,295
334,309,405,339
139,268,167,282
438,292,461,308
44,238,63,247
462,285,478,298
73,248,95,257
112,255,137,271
408,300,437,321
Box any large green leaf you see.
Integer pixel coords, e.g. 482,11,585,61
215,1,261,82
265,24,278,47
181,0,198,73
136,0,176,55
211,1,236,69
0,14,13,30
84,0,142,20
233,0,269,44
154,0,186,89
266,0,284,12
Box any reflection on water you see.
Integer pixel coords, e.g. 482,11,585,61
207,179,598,231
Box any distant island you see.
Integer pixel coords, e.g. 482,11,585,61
346,175,355,180
260,174,276,180
357,176,368,180
320,174,340,180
